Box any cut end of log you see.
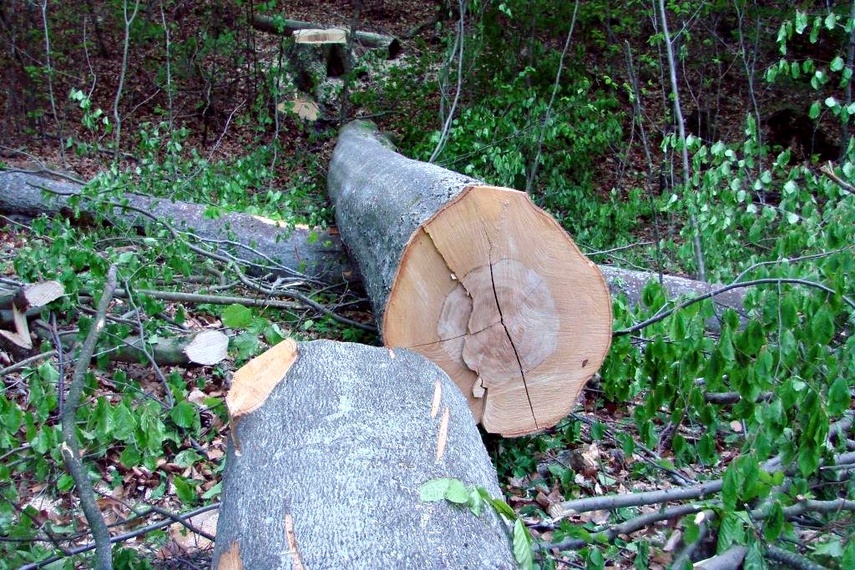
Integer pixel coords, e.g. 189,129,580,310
184,330,230,366
226,338,298,419
293,28,347,44
383,185,612,437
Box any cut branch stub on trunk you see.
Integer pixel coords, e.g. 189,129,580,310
328,121,612,436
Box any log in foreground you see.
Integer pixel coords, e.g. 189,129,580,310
328,121,613,436
213,339,515,569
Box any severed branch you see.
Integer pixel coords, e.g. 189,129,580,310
59,265,117,570
613,277,855,337
18,504,220,570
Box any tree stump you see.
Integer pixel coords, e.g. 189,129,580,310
328,121,613,436
212,339,515,569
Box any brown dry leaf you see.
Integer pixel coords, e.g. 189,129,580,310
159,510,219,558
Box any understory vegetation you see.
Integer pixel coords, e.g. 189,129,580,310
0,0,853,568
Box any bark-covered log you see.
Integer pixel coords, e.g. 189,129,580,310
328,121,613,436
251,15,402,59
112,330,228,366
0,171,748,322
213,339,515,569
0,171,356,285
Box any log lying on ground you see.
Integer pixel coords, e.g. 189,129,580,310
112,330,229,366
213,339,515,569
0,171,747,322
252,14,402,59
0,171,356,285
328,121,614,436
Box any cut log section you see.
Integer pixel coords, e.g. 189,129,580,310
0,280,64,350
252,15,402,59
213,339,515,568
329,121,612,436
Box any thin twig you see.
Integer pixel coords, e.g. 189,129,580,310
0,350,57,377
429,0,466,163
657,0,706,280
524,0,580,194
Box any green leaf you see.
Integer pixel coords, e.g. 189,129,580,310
718,327,736,362
809,101,822,119
174,449,203,469
488,497,517,520
444,479,470,504
202,482,222,500
113,402,137,442
173,475,196,503
744,539,766,569
420,478,452,502
170,401,198,430
57,473,75,492
222,304,253,328
717,511,745,551
93,397,114,441
827,376,851,416
825,12,838,30
722,463,739,511
810,304,835,344
467,487,484,516
795,11,808,34
764,501,784,540
831,56,845,72
512,518,534,570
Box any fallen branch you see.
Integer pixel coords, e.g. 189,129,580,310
613,277,854,337
18,504,221,570
60,265,117,570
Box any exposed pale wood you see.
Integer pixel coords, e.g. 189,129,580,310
0,280,64,310
112,330,229,366
183,330,229,365
293,28,346,44
329,121,612,436
212,340,514,569
0,305,31,349
226,337,298,421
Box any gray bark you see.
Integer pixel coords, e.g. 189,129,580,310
212,340,515,569
327,120,478,326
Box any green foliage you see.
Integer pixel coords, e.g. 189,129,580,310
420,478,535,569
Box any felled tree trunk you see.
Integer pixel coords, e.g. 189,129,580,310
213,339,515,569
0,171,356,285
0,171,747,322
328,121,614,436
251,15,402,59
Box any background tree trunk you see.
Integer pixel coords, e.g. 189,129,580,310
213,339,515,569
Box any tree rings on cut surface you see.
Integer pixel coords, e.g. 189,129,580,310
383,185,612,436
